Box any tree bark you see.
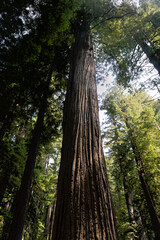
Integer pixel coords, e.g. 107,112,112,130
52,29,118,240
140,41,160,75
49,198,57,240
44,203,54,240
7,66,53,240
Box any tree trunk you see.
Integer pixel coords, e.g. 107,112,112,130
116,143,147,239
7,66,53,240
112,119,136,227
125,117,160,239
49,198,57,240
0,172,10,204
52,29,118,240
117,151,135,224
123,179,135,223
130,138,160,240
140,41,160,75
44,203,53,239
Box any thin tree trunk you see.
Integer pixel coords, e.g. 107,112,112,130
125,117,160,238
44,203,53,239
49,198,57,240
112,119,136,226
140,41,160,75
7,66,53,240
52,28,118,240
123,178,135,223
117,149,135,224
116,143,146,239
130,136,160,240
0,172,10,204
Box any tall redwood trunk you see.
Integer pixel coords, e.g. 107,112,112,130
7,66,53,240
52,29,118,240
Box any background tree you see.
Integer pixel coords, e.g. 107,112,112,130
2,0,160,239
96,0,160,88
102,86,160,239
0,0,76,238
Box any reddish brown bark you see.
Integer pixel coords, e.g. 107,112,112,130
52,29,118,240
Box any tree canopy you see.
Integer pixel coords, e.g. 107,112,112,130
1,0,160,239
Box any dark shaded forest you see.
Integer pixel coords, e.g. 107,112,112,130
0,0,160,239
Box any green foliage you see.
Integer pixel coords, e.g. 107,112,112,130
102,86,160,238
96,0,160,86
23,138,61,239
1,0,160,239
0,0,77,238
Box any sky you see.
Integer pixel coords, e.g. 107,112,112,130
97,61,160,126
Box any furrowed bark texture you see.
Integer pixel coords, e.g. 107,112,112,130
52,30,118,240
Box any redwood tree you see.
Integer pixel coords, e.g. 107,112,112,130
7,66,53,240
52,18,118,239
102,88,160,239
